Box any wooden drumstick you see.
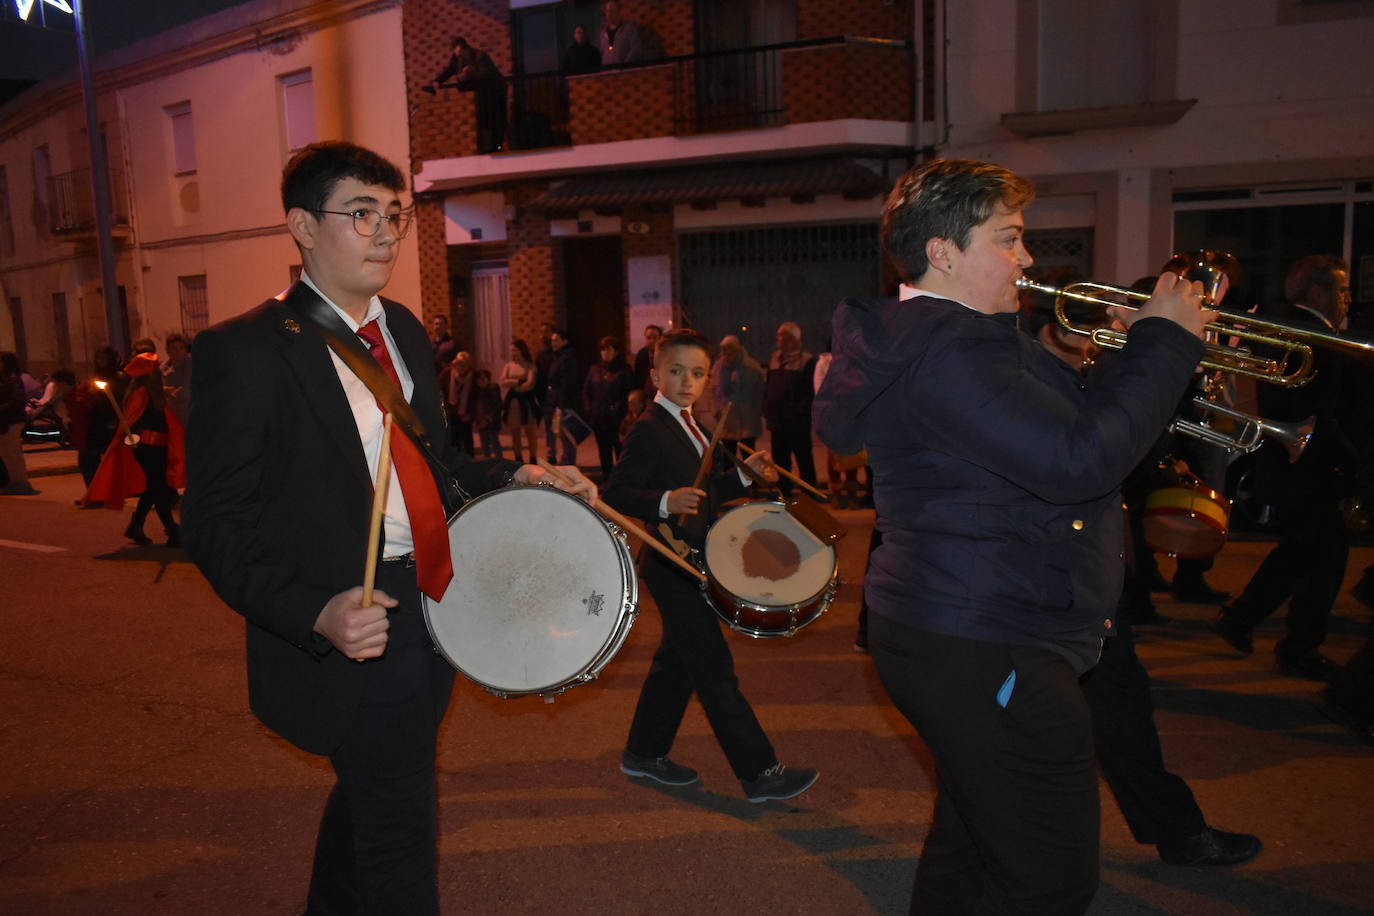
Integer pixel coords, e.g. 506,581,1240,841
357,415,394,661
738,442,830,502
678,402,731,526
536,458,707,583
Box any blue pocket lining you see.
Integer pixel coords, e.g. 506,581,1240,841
996,670,1016,708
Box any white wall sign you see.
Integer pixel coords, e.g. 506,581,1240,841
626,255,673,343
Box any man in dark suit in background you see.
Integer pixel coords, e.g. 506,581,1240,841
182,142,591,914
1214,255,1355,680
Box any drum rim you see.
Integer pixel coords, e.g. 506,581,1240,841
422,485,639,696
703,499,839,609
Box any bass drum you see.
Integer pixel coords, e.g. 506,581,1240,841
702,500,838,637
423,486,638,697
1142,482,1230,559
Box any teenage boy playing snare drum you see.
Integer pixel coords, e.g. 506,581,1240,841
603,328,820,802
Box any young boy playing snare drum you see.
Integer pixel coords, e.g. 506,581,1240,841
603,328,819,802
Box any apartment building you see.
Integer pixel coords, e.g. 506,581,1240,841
406,0,1374,378
936,0,1374,315
0,0,419,373
403,0,920,372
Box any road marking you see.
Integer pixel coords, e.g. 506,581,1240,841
0,538,67,553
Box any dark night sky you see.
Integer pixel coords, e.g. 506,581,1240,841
1,0,255,100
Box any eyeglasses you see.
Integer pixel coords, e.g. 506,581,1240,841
313,207,414,239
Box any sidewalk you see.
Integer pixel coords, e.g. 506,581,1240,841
18,441,79,478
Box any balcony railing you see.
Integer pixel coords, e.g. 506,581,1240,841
46,168,129,234
417,36,912,160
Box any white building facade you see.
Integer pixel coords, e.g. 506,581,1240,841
0,0,419,373
927,0,1374,311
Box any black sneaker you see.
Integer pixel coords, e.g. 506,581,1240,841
1157,827,1261,866
620,751,699,786
1173,577,1231,604
741,764,818,804
1211,612,1253,657
1276,652,1334,682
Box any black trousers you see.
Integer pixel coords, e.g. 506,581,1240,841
768,421,816,495
1225,497,1350,660
870,617,1099,915
130,445,177,533
626,557,775,781
1080,605,1205,845
592,422,621,480
305,562,455,916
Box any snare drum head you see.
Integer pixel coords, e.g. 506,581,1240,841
705,501,836,607
424,487,633,695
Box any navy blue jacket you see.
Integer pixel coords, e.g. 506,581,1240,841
814,295,1202,671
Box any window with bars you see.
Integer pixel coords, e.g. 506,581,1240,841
1024,227,1094,278
178,274,209,336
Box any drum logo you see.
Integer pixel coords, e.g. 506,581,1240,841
582,591,605,616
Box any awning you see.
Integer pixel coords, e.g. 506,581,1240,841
526,157,888,211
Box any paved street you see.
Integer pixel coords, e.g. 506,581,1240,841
2,458,1372,915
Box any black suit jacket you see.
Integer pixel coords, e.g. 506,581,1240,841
603,402,748,555
182,282,516,754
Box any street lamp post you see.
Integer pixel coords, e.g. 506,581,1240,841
71,0,128,358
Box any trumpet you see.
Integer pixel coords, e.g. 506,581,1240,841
1171,397,1311,462
1014,276,1374,388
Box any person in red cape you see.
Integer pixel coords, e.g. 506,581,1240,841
85,352,185,545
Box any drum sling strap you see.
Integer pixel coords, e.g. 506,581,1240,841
284,285,472,517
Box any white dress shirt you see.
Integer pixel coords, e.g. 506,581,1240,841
301,272,416,557
652,391,748,518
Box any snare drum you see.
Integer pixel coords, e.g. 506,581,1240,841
423,486,638,698
1142,482,1230,559
702,500,838,637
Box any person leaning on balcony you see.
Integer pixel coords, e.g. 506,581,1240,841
598,1,643,65
431,36,507,154
564,24,601,75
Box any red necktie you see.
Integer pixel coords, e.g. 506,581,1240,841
356,320,453,601
681,409,709,452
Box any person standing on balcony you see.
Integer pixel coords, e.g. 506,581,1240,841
431,36,507,154
598,1,643,65
564,24,601,75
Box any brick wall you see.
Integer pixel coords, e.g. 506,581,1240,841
506,183,564,344
414,197,451,328
568,65,679,145
797,0,913,41
783,43,913,124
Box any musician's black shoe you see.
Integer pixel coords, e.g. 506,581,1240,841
742,764,818,804
1318,687,1374,745
124,523,152,546
1276,652,1334,682
1173,576,1231,604
1212,613,1254,657
165,525,181,549
620,751,700,786
1157,827,1262,866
